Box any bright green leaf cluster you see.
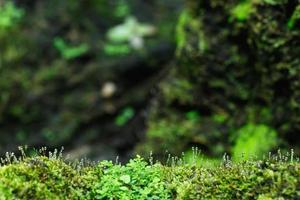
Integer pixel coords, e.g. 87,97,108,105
53,37,89,60
230,0,253,22
91,157,170,199
0,1,24,31
232,124,278,160
103,43,131,56
115,107,135,126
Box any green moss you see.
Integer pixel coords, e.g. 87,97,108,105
142,0,300,159
230,1,254,22
139,107,229,157
232,124,278,160
160,76,195,105
170,159,300,199
176,10,191,56
139,114,198,155
183,149,221,168
176,9,208,56
0,156,91,199
0,152,298,199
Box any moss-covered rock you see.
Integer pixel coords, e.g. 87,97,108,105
140,0,300,158
0,152,299,199
0,156,93,199
168,159,300,199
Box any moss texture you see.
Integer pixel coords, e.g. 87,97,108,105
0,153,299,199
139,0,300,158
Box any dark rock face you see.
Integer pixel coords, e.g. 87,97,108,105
139,0,300,158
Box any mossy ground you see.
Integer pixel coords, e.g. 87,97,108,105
0,150,299,199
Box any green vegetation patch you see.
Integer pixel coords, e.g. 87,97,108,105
0,156,91,199
142,0,300,161
288,5,300,29
0,151,299,199
230,0,254,22
0,1,24,31
232,124,278,160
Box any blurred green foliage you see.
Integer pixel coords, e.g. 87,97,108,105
115,107,135,126
288,4,300,29
230,1,253,21
114,0,131,18
105,16,156,55
0,1,24,32
0,0,178,154
103,43,131,56
232,124,278,160
185,111,200,121
53,37,89,60
176,10,190,56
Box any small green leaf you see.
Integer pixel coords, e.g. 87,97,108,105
53,37,89,60
287,5,300,29
115,107,135,126
104,43,130,56
120,186,129,191
120,175,131,184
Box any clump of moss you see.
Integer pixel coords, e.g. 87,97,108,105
0,156,92,199
168,158,300,199
0,149,298,199
232,124,278,160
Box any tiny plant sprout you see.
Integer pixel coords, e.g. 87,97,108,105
106,16,156,49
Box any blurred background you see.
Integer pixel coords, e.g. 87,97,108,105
0,0,299,163
0,0,182,162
